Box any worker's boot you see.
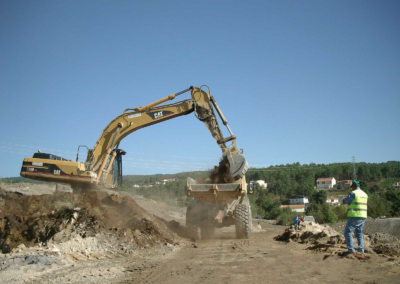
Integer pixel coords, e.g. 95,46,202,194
356,252,365,259
342,251,356,259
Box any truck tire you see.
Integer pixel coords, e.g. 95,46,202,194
186,203,203,241
187,225,202,241
235,204,252,239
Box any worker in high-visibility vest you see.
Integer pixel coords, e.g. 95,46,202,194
342,180,368,258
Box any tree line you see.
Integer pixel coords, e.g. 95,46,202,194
120,160,400,223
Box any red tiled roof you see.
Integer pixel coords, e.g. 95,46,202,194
327,196,338,199
339,180,352,184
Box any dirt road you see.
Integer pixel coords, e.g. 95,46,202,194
116,226,399,284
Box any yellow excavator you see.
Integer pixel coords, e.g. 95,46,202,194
20,86,248,191
20,85,252,239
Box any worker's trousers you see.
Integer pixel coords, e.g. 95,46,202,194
344,217,366,253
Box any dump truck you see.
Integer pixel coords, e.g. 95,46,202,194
186,155,252,240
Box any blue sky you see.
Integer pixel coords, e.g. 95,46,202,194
0,1,399,178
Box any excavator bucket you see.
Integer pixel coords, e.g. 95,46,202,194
227,153,248,179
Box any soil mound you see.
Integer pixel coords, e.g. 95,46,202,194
0,189,180,254
274,223,400,257
274,223,343,244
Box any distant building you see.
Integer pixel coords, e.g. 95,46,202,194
393,182,400,188
316,177,336,189
132,184,140,188
249,180,267,189
326,196,341,206
289,196,309,204
338,180,352,189
279,205,305,213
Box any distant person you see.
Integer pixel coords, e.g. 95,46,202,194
342,180,368,258
299,216,304,224
293,215,299,229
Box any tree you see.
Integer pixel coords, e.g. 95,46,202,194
385,190,400,217
322,204,338,224
306,203,324,223
258,198,282,220
333,205,348,221
312,190,327,205
274,180,289,201
368,193,392,218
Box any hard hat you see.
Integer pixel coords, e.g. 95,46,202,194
351,180,360,187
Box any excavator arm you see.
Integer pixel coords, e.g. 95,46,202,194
20,86,248,190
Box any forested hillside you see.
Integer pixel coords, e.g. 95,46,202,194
245,161,400,199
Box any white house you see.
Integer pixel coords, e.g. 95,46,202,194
250,180,267,189
316,177,336,189
289,196,309,204
132,184,140,188
326,196,341,206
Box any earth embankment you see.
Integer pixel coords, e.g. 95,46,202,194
364,218,400,239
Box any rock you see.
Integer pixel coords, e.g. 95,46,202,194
17,244,26,250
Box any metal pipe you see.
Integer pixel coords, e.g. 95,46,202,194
123,87,192,113
210,96,229,126
76,145,89,162
103,151,117,182
135,94,176,112
109,124,122,149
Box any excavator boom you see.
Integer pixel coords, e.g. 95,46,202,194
20,86,248,191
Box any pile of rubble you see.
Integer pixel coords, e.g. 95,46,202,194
0,184,187,282
0,187,182,256
274,222,400,257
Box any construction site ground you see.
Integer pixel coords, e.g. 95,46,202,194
1,183,400,283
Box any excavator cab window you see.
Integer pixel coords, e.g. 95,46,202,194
32,153,68,161
33,153,52,159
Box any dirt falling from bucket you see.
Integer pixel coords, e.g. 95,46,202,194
208,157,235,184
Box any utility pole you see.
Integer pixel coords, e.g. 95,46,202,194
352,156,357,181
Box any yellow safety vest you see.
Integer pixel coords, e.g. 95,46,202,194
347,188,368,218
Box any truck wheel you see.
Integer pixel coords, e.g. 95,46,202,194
187,225,202,241
235,204,252,239
186,204,202,241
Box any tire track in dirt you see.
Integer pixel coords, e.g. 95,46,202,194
116,227,400,284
